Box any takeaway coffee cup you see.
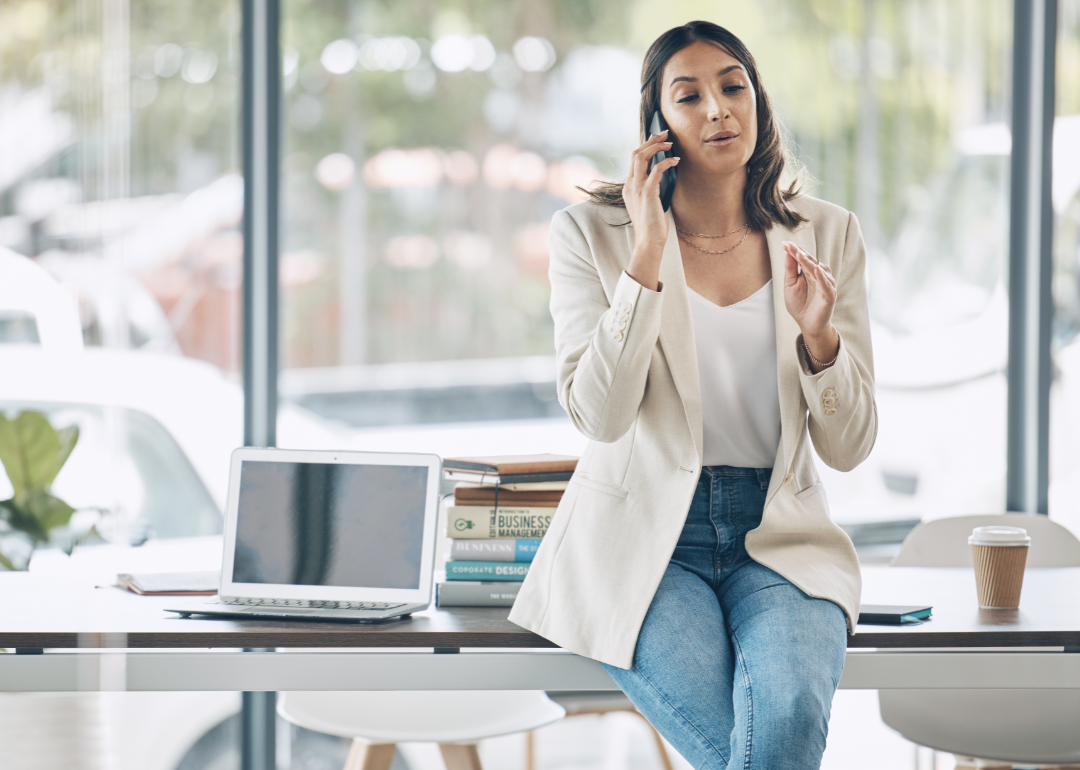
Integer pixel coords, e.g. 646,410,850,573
968,526,1031,609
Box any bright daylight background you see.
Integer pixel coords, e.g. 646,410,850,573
1,0,1079,769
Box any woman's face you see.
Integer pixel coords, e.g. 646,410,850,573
659,41,758,180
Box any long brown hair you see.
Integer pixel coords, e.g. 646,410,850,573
584,21,806,231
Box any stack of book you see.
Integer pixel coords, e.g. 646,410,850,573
436,454,577,607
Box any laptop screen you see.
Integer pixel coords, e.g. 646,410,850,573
231,460,430,590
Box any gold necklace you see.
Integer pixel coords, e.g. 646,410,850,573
675,222,749,238
677,227,752,256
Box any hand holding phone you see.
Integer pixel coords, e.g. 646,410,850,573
622,114,680,290
647,111,677,212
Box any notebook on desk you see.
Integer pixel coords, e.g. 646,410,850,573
166,447,442,623
118,571,219,595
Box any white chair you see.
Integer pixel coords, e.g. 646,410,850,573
278,690,565,770
880,513,1080,769
891,513,1080,567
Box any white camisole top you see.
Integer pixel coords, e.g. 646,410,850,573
687,281,782,468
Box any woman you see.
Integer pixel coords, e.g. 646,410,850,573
508,20,877,770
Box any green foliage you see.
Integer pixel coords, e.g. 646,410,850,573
0,412,78,497
0,412,80,568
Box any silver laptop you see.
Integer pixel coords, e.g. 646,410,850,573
167,447,442,623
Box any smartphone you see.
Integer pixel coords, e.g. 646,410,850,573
648,110,677,211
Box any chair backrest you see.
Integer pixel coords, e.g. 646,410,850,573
0,247,83,354
892,513,1080,567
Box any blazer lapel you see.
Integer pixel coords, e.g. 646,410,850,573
624,213,703,462
766,220,817,478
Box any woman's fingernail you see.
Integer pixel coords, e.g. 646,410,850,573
673,157,680,162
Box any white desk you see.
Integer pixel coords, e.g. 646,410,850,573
1,567,1078,692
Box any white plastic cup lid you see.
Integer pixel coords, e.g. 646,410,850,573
969,525,1030,546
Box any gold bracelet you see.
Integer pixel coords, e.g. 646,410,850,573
803,337,838,369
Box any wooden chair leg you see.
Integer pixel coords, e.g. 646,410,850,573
344,741,396,770
440,743,483,770
626,710,674,770
524,730,535,770
558,707,674,770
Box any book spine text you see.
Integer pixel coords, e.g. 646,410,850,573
435,581,523,607
445,561,531,580
449,539,541,562
447,506,552,539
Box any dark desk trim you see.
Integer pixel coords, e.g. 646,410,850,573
5,628,1079,651
848,628,1080,648
3,567,1080,651
0,627,561,650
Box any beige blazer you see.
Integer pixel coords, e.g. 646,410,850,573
507,195,878,670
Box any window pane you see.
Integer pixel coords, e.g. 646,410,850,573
745,0,1014,533
1051,0,1080,536
281,5,640,364
0,1,241,554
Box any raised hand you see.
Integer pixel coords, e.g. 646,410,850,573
782,241,839,368
623,131,680,291
624,130,680,243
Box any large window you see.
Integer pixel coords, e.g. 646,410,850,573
0,0,242,538
4,0,1077,545
1050,0,1080,535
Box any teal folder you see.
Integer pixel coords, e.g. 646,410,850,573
858,604,932,625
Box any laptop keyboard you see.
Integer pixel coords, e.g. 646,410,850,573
219,597,406,611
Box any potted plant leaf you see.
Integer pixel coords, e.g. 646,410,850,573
0,411,80,570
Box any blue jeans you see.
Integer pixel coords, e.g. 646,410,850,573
602,466,847,770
